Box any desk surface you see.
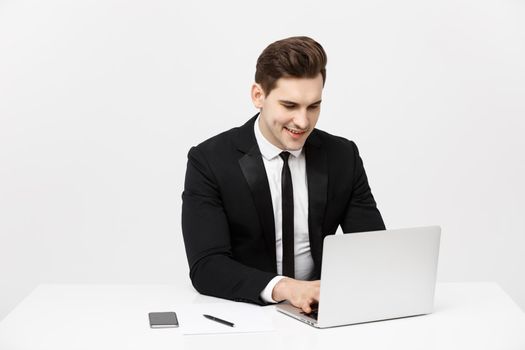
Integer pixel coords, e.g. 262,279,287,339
0,282,524,350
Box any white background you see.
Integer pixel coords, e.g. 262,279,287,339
1,0,524,321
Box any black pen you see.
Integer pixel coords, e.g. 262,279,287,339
203,314,235,327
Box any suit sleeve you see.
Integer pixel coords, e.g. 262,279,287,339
181,146,276,305
341,142,386,233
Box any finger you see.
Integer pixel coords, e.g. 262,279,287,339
302,302,312,314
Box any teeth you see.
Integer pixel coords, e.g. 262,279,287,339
286,127,304,134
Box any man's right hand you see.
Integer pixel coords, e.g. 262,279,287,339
272,278,320,313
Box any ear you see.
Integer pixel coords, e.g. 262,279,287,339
251,83,265,109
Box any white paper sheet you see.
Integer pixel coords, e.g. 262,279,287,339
176,302,275,335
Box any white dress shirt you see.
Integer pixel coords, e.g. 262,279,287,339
254,117,315,303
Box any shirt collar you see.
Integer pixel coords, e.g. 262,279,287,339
254,116,303,161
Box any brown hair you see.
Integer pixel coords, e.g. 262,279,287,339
255,36,327,95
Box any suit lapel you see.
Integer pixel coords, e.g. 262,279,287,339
304,131,328,276
236,116,277,270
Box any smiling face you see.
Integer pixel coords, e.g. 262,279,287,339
251,74,323,151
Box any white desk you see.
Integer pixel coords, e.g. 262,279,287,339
0,282,524,350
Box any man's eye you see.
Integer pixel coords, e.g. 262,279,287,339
283,104,296,109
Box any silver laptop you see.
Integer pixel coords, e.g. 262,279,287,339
276,226,441,328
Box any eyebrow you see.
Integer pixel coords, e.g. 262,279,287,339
278,99,323,106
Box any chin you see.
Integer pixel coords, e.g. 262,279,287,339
279,132,308,150
284,141,306,151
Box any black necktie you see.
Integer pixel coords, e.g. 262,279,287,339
280,152,295,278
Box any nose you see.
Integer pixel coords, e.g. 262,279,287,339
293,109,309,130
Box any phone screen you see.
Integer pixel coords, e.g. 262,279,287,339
149,312,179,328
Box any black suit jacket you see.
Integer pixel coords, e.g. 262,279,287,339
181,115,385,305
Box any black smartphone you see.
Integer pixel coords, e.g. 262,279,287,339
148,312,179,328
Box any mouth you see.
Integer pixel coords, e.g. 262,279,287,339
284,126,308,139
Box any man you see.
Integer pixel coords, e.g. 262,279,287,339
182,36,385,313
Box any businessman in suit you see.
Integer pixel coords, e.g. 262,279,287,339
182,36,385,313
